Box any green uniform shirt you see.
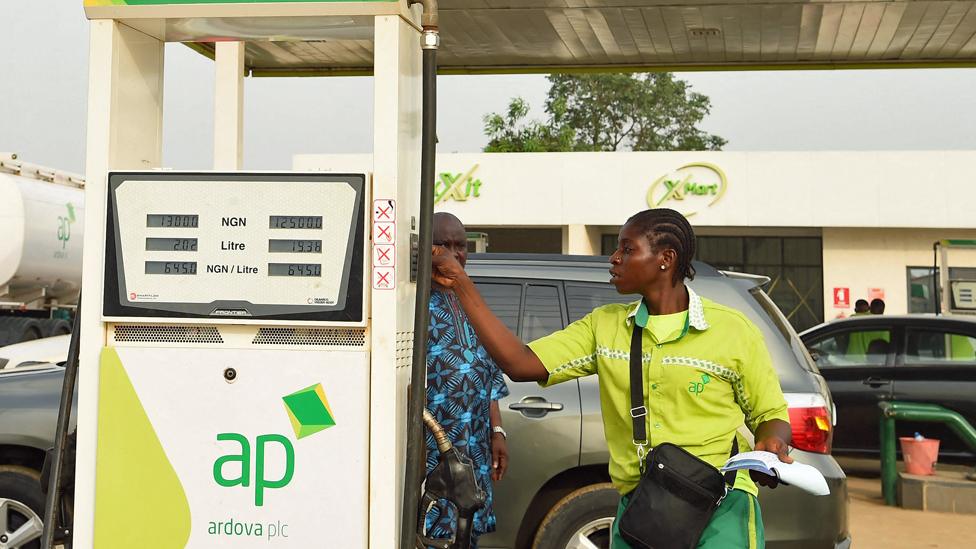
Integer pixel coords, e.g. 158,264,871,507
528,286,790,496
645,310,687,343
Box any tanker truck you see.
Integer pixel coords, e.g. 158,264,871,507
0,153,84,346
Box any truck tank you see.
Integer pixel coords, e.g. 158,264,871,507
0,155,85,345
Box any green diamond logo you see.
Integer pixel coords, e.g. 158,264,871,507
282,383,336,439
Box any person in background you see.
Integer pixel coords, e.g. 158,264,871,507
865,338,890,364
847,299,890,358
432,208,792,549
424,212,509,549
853,299,870,316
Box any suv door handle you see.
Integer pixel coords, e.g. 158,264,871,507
509,401,564,411
862,377,891,388
509,397,564,418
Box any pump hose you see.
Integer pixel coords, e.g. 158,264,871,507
423,409,452,454
41,293,82,548
401,2,440,549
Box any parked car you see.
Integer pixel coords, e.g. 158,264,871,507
1,255,850,549
801,314,976,459
0,363,74,549
467,254,850,549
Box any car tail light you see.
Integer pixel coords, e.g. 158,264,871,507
788,406,832,454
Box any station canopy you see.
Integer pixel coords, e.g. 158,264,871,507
85,0,976,75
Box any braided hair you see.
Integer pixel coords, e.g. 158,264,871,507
625,208,697,285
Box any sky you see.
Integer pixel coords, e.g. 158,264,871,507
3,1,976,174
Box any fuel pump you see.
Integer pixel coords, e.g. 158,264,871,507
84,172,371,547
60,2,440,548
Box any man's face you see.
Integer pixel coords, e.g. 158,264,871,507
608,222,670,294
432,216,468,268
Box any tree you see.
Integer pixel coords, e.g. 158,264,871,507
483,73,726,152
482,97,572,153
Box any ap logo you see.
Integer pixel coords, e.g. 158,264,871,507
212,383,336,506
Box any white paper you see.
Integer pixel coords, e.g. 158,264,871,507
721,451,830,496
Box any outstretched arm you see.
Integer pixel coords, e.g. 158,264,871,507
432,248,549,382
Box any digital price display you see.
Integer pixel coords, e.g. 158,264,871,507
146,238,198,252
270,216,323,229
145,261,198,275
268,239,322,253
268,263,322,277
105,172,366,322
147,214,199,228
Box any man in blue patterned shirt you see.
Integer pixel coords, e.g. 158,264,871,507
424,212,510,548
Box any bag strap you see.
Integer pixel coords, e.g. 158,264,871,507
629,301,740,488
629,308,648,468
725,438,739,488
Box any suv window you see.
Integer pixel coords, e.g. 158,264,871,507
807,328,893,367
566,283,632,323
905,329,976,364
474,282,522,335
522,285,564,342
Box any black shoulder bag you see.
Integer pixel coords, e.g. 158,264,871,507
617,317,738,549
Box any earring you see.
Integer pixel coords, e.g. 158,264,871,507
660,265,667,270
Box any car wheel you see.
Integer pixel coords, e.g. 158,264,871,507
0,466,45,549
532,483,619,549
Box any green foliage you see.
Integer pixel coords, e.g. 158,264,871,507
482,97,573,152
483,73,726,152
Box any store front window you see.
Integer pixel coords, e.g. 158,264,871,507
696,236,824,332
602,234,824,331
467,227,562,254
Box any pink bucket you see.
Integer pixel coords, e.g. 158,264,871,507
899,437,940,475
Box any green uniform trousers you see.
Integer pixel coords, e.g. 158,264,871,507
611,489,764,549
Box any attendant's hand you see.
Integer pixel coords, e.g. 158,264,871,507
432,246,467,288
491,433,508,481
750,435,792,488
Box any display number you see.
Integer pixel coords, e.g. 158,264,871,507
147,214,199,228
146,238,198,252
268,239,322,253
268,263,322,277
269,216,323,229
145,261,198,275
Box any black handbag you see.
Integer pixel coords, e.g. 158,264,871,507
617,312,738,549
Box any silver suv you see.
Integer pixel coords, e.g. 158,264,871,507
467,254,851,549
0,255,850,549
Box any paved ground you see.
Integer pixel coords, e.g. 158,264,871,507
842,459,976,548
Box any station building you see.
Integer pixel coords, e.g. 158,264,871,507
296,151,976,331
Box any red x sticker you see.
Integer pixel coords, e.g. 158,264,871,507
373,244,395,267
373,222,395,245
373,267,395,290
374,199,396,222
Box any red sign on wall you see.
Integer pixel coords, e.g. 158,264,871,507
833,287,850,309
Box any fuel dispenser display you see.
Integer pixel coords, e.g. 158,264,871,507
103,172,365,320
91,172,372,548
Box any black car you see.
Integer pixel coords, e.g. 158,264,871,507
800,315,976,459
